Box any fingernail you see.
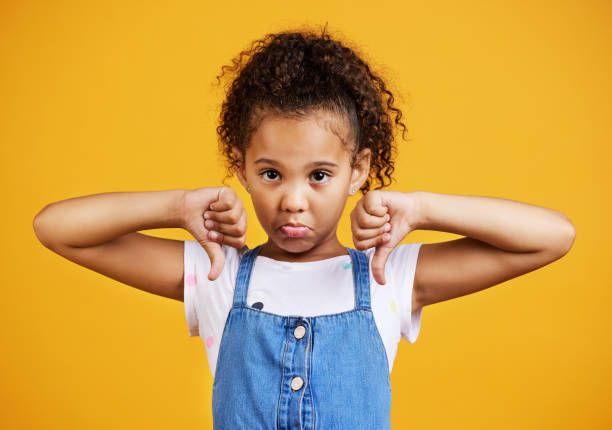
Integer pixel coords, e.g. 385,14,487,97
384,223,390,232
210,231,217,239
204,212,210,219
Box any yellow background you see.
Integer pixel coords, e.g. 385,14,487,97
2,0,610,428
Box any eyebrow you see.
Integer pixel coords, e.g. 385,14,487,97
254,158,339,168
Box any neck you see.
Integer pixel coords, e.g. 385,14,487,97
259,234,348,262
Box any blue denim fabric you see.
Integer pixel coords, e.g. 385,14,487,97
212,244,392,429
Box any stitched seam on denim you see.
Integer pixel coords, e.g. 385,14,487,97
348,247,360,310
277,319,289,430
308,322,314,430
232,250,249,307
239,249,254,305
309,323,315,430
352,248,371,310
361,249,371,308
298,319,310,430
360,250,369,308
353,247,362,308
367,307,393,395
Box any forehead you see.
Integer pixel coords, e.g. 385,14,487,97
247,112,352,166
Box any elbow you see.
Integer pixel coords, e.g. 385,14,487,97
552,219,576,258
33,207,56,249
563,221,576,255
33,214,48,248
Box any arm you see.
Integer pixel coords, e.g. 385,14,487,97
410,191,576,312
33,189,188,301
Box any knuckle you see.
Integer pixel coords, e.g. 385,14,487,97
355,229,369,241
228,211,239,223
361,240,374,250
359,212,373,226
364,191,381,211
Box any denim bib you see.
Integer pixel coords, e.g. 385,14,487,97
211,244,392,429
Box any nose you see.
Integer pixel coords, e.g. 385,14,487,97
280,182,309,213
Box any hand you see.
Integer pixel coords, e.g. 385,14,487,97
179,186,247,281
350,190,421,285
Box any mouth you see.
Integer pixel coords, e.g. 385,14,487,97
279,223,310,238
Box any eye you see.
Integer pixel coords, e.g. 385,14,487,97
311,170,331,183
260,169,280,182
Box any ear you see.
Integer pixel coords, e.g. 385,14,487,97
230,146,249,190
349,147,371,193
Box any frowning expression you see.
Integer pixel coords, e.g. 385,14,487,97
233,110,370,261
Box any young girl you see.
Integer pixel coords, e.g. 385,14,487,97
33,26,576,430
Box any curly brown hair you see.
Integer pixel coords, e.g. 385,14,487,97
213,23,410,195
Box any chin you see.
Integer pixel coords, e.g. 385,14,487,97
274,237,314,254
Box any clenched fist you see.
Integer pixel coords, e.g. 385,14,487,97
350,190,421,285
179,186,247,281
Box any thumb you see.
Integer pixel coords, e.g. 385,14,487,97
200,240,226,281
187,208,226,281
371,242,394,285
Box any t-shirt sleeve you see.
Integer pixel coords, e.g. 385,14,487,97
183,240,245,376
388,243,424,343
183,240,201,337
183,239,243,352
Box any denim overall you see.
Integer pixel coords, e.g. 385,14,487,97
211,244,392,429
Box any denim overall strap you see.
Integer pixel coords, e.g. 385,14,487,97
345,247,372,311
232,244,264,307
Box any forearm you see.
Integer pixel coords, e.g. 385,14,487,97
414,191,576,253
33,189,187,248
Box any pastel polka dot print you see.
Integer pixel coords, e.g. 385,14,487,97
206,336,215,348
341,262,352,270
186,273,197,286
390,300,397,314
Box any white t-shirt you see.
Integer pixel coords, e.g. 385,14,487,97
183,240,423,377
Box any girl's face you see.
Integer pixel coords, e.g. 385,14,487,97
233,111,371,261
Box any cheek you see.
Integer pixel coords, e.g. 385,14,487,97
313,191,346,218
251,196,275,224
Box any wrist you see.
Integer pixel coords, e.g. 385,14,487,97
410,191,431,230
171,189,189,228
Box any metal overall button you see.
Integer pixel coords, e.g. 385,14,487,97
294,325,306,340
291,376,304,391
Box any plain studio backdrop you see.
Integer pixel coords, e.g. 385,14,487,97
1,1,610,429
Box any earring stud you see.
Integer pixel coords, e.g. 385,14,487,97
350,188,356,195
